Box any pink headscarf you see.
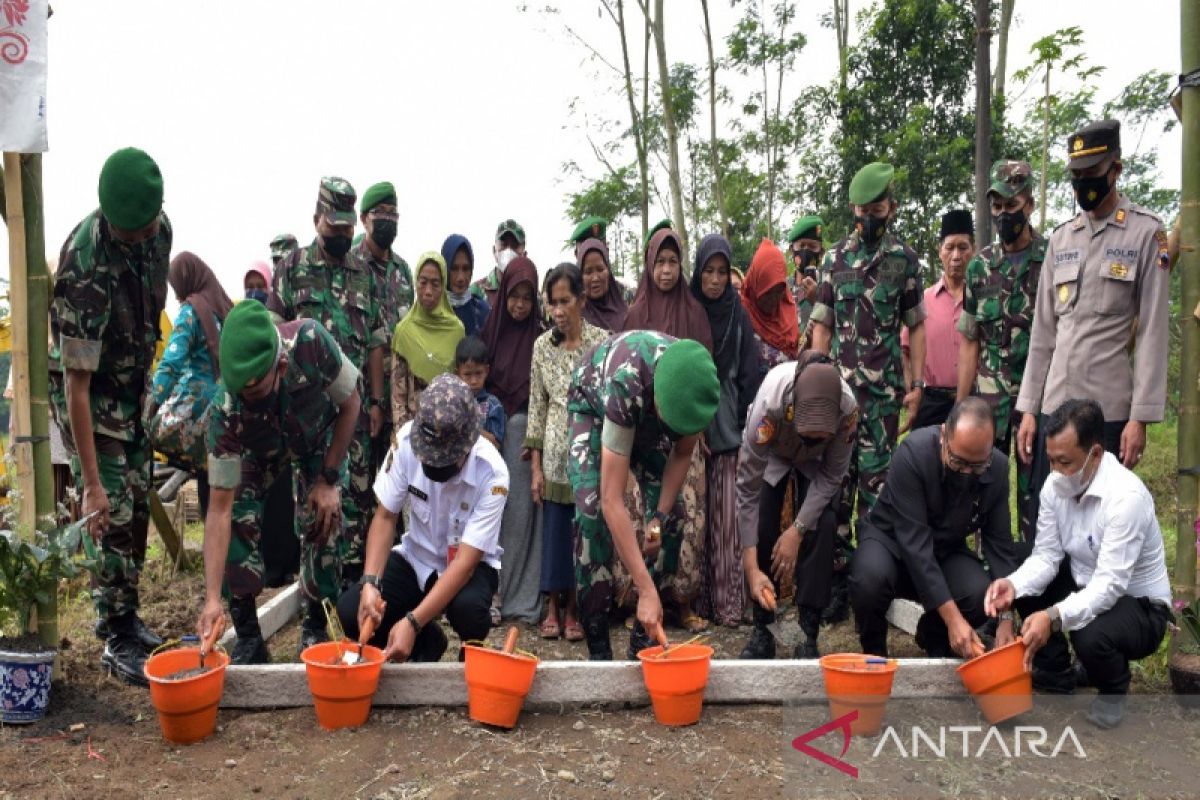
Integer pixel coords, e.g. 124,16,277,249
243,261,271,288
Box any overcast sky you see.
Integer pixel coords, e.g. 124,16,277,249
0,1,1182,315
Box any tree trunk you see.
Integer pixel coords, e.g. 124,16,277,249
700,0,729,238
650,0,688,256
1174,0,1200,627
1039,66,1050,230
974,0,993,244
615,0,651,254
833,0,850,97
994,0,1014,100
642,5,652,247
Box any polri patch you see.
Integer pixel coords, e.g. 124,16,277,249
1156,229,1171,270
755,417,776,445
491,486,508,496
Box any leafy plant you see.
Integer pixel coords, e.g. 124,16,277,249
0,518,90,637
1179,598,1200,656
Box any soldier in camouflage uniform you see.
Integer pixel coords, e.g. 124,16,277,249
49,148,170,685
196,301,362,662
269,178,388,593
352,181,414,473
566,331,719,660
471,219,526,308
957,160,1045,541
270,233,298,271
786,215,826,336
810,163,927,623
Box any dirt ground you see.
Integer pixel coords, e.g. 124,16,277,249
0,553,1180,799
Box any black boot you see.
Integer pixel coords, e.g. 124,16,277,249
794,606,821,659
299,600,330,654
94,613,163,650
739,606,776,660
582,611,612,661
101,613,149,687
627,621,654,660
229,596,270,665
822,565,851,625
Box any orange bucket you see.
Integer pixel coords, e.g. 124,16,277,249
958,639,1033,723
819,653,899,736
300,641,385,730
463,644,539,728
638,644,714,727
144,646,230,744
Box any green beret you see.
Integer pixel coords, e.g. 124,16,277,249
788,215,825,243
97,147,163,231
220,300,281,395
360,181,397,214
654,339,719,436
848,162,894,206
570,215,607,244
643,218,672,250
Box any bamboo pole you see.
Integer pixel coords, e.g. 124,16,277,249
3,152,35,535
1175,0,1200,613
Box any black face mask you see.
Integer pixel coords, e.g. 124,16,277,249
370,220,397,250
322,234,353,259
114,237,153,261
995,209,1027,245
795,249,819,271
854,214,888,246
422,461,462,483
244,388,278,414
1071,168,1114,212
246,288,269,305
943,466,980,496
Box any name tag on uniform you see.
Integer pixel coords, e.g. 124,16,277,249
831,270,859,285
974,285,1001,299
1054,250,1081,266
1104,246,1139,261
410,486,429,502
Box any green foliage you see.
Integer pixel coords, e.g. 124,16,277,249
0,517,91,636
1180,599,1200,655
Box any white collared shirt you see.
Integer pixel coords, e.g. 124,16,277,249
374,422,508,587
1008,451,1171,631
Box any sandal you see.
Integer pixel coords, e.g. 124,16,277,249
563,619,585,642
539,616,561,639
680,612,710,634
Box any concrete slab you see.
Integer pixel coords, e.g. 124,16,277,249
886,598,924,635
219,657,964,709
217,583,302,649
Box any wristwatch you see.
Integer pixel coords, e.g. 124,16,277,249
646,510,669,542
358,574,380,589
910,380,927,391
368,396,385,410
405,611,423,634
1047,605,1062,633
998,611,1014,622
321,466,340,487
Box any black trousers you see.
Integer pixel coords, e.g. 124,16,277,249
261,468,301,588
1011,549,1172,695
1028,411,1125,543
755,471,838,613
337,550,498,661
850,535,990,657
910,386,956,431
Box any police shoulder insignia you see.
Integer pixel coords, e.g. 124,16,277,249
1114,208,1126,225
755,417,776,445
491,486,508,496
785,404,794,423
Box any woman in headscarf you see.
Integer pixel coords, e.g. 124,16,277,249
526,263,609,641
618,227,712,633
480,256,545,623
690,234,762,627
147,252,233,513
392,252,465,428
576,238,631,332
742,238,800,375
442,234,491,337
243,261,272,304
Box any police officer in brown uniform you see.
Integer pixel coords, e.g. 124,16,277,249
1015,120,1170,522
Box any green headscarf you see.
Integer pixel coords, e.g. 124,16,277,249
391,252,465,384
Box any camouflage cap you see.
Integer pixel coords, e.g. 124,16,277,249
987,160,1035,199
495,219,526,245
315,177,357,227
270,233,298,259
409,374,481,468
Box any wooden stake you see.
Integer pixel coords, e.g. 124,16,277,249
3,152,35,535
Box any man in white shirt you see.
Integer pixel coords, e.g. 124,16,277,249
336,375,509,662
985,399,1172,729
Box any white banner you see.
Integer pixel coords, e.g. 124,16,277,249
0,0,47,153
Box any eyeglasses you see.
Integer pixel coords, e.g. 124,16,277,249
367,209,399,221
945,445,992,475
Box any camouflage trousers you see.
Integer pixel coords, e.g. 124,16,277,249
837,384,901,536
225,452,346,604
340,414,379,573
567,411,684,619
990,392,1035,541
67,435,152,623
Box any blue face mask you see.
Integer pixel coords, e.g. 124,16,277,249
246,288,269,305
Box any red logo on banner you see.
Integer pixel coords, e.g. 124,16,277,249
1,0,31,65
791,710,860,779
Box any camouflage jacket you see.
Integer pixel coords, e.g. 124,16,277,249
470,268,501,308
268,241,387,373
957,232,1046,400
351,240,413,338
50,209,172,441
567,330,677,458
206,320,359,490
810,231,926,397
